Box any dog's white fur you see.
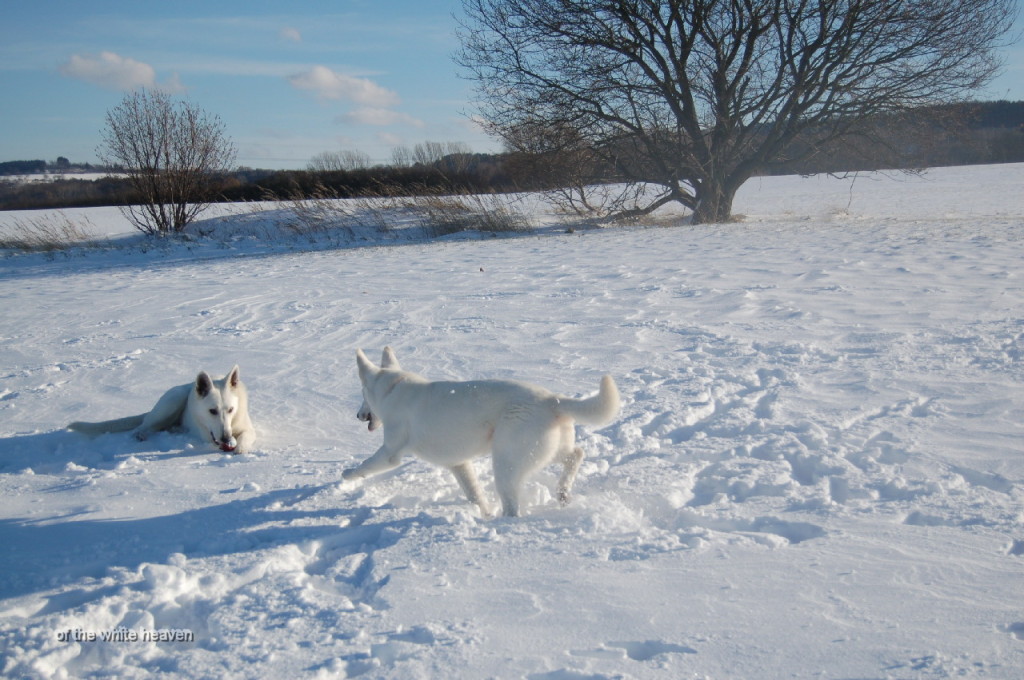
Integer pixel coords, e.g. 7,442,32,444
68,366,255,454
344,347,620,517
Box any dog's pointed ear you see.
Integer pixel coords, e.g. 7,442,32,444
196,371,213,398
356,349,377,382
227,365,241,389
381,346,400,370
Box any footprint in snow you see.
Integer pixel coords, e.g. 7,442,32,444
1003,622,1024,640
568,639,698,665
608,639,698,661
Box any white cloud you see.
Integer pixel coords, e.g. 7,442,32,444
158,72,187,94
340,107,425,128
59,51,156,90
288,65,399,107
462,114,490,134
280,27,302,43
376,132,404,146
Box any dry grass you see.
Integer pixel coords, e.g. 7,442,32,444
401,192,533,237
0,212,95,252
265,184,532,241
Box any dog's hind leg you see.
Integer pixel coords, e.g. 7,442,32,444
493,420,565,517
557,447,585,505
555,420,584,505
134,384,189,440
493,471,523,518
492,442,535,517
450,462,493,518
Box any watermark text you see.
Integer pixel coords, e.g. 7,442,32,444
56,627,195,643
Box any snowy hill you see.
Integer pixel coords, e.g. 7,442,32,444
1,165,1022,678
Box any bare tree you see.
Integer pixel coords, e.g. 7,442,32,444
390,141,476,178
308,149,373,173
458,0,1018,223
99,89,236,235
390,145,415,168
409,141,473,169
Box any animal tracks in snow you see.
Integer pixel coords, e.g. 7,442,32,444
609,324,1020,554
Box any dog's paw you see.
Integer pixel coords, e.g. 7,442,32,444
341,468,362,481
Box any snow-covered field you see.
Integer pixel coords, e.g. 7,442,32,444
2,173,118,184
1,164,1022,679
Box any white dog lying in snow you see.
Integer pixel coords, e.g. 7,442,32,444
68,365,255,454
344,347,620,517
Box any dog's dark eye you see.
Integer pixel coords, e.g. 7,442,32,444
209,408,219,415
228,407,234,414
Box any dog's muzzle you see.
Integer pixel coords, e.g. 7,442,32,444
357,410,379,432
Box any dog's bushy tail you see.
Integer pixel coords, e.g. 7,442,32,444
68,414,146,436
558,375,620,426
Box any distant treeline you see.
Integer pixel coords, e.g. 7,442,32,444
0,160,47,175
765,100,1024,175
3,101,1023,211
0,157,105,177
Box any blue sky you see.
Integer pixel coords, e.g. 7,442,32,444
0,0,499,169
2,1,1023,171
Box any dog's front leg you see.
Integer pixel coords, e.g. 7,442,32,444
450,463,494,518
342,444,405,481
232,429,256,455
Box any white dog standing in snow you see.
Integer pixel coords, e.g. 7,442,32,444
344,347,620,517
68,365,255,454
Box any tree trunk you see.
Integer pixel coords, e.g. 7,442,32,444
691,180,738,225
